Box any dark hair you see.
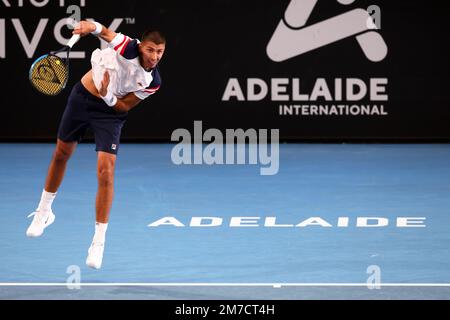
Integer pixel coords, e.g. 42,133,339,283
141,30,166,44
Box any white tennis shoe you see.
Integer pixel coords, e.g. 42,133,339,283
86,242,105,269
26,210,55,237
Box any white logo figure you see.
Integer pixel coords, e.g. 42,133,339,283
267,0,388,62
111,144,117,150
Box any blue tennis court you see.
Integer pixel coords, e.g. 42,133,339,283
1,143,450,299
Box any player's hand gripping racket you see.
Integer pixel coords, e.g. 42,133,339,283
29,34,80,96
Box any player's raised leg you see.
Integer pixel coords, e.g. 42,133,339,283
86,151,116,269
45,139,78,193
26,139,77,237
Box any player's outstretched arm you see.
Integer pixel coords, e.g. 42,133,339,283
73,20,117,43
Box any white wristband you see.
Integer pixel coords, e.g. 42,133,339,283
91,22,103,36
101,91,117,107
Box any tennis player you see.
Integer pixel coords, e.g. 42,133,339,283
26,20,166,269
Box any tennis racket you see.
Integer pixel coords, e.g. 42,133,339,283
29,34,80,96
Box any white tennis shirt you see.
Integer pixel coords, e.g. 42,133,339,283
91,33,161,100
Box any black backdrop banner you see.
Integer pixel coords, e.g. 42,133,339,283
0,0,449,141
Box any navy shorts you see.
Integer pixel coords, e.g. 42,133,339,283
57,82,127,155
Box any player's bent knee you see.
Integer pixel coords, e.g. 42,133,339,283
53,146,73,162
54,140,76,162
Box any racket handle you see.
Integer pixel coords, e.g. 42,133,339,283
67,34,81,48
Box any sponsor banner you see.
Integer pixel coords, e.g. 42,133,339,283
1,0,449,140
147,216,427,228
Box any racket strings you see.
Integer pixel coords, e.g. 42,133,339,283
30,55,69,96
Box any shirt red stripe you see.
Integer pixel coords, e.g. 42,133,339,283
143,85,160,93
120,38,130,55
114,36,127,51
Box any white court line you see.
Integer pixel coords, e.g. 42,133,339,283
0,283,450,287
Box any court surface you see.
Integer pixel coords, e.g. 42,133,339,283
1,143,450,299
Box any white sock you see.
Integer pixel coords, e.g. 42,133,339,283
93,222,108,244
37,189,56,212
